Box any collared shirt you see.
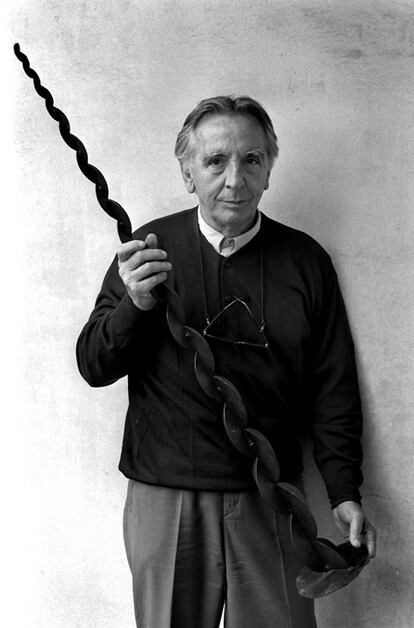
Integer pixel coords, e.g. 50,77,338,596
197,207,262,257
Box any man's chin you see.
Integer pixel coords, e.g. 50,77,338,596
212,206,256,235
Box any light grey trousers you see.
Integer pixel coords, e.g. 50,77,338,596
123,479,316,628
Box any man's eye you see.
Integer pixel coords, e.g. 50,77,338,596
208,158,223,167
247,156,260,165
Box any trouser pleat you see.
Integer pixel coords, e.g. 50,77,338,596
223,490,317,628
170,490,225,627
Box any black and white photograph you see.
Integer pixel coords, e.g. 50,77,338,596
3,1,413,626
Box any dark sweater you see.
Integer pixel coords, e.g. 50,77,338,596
76,208,363,507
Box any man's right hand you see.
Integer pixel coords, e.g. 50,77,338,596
117,233,172,311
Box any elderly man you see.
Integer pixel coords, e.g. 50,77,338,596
76,96,376,628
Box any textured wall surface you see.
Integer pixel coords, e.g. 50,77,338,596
4,0,414,626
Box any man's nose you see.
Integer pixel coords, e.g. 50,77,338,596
225,161,245,189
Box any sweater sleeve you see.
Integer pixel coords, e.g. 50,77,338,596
309,253,363,508
76,253,161,387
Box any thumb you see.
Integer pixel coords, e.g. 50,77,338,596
145,233,158,249
349,515,363,548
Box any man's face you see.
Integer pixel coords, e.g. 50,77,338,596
181,114,271,236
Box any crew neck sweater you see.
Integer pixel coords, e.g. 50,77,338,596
76,207,363,507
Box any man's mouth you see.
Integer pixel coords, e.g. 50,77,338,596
219,199,248,205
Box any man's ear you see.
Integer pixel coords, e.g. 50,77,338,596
180,159,196,194
264,169,270,191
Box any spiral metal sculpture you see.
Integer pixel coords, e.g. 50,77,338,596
14,42,368,598
13,43,132,244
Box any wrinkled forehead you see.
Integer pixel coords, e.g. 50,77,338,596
190,113,268,156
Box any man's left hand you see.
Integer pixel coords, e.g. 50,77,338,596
332,500,377,559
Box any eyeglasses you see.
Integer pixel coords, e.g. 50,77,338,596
202,296,270,350
196,221,269,350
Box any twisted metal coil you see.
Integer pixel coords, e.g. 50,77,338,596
158,285,368,597
14,42,368,598
13,43,132,244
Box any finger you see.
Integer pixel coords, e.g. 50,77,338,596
131,260,172,281
121,248,169,272
117,233,161,263
117,239,146,263
145,233,158,249
349,513,364,548
365,524,377,559
135,271,168,293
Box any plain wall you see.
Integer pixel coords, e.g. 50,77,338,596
4,0,414,626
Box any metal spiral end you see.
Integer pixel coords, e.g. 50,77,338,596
13,42,133,243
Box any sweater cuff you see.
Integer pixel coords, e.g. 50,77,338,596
330,491,362,510
109,293,159,345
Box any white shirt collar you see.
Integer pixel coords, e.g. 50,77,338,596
197,208,261,257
